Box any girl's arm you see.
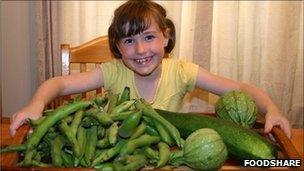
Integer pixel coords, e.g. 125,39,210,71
196,67,291,138
10,68,104,136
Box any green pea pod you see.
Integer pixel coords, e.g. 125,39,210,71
75,126,87,167
142,146,159,160
85,108,113,126
61,151,74,167
94,162,114,171
97,137,110,149
31,160,52,167
92,139,126,166
97,126,106,139
110,100,135,115
28,116,46,128
81,116,99,128
134,99,182,147
120,134,160,156
26,100,91,151
110,110,134,121
94,95,108,108
107,92,119,113
156,142,170,168
123,157,147,171
145,124,159,136
22,149,37,167
0,144,26,154
130,122,147,140
84,125,98,165
117,154,146,164
117,86,130,105
168,149,184,166
84,108,100,116
94,111,114,126
51,135,65,167
59,120,81,157
118,110,142,138
153,119,174,146
71,110,84,137
108,122,119,146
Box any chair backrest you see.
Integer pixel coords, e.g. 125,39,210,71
53,36,114,107
61,36,114,76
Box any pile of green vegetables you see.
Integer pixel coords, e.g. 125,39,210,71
0,87,277,170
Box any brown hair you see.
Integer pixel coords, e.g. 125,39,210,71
108,0,175,58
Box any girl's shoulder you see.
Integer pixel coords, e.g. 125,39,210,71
163,58,199,70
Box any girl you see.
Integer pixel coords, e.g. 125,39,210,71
10,0,291,138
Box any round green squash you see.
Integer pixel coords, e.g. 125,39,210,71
183,128,227,170
215,90,258,128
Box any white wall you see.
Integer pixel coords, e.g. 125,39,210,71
1,2,37,117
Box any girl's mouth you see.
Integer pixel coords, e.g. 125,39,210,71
133,56,153,65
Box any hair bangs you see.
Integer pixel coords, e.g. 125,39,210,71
118,14,152,38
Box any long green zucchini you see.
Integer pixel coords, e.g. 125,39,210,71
156,109,277,160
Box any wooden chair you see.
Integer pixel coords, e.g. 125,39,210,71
53,36,114,107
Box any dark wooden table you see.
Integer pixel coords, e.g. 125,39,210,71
1,117,303,170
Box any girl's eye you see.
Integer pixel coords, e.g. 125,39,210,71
123,38,133,44
145,35,155,41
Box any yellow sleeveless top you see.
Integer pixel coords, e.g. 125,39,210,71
100,58,199,112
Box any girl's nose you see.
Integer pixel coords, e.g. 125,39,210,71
135,42,147,54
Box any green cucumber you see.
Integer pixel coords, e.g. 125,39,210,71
156,109,277,160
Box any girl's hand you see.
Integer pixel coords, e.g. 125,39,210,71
264,107,291,139
10,101,44,136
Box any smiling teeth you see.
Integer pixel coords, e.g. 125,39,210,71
135,58,149,64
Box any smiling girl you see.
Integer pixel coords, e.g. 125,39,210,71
10,0,291,138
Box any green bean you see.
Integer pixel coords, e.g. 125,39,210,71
97,138,110,149
61,151,74,167
145,124,159,136
94,111,113,126
92,140,126,166
111,100,135,115
130,122,147,140
33,151,42,162
63,115,74,124
107,92,119,113
117,86,130,105
51,135,65,167
84,125,98,165
75,126,87,167
0,144,26,154
153,119,173,146
120,134,160,156
108,122,119,146
118,110,142,138
168,149,184,166
94,95,108,108
80,157,89,167
28,116,46,128
70,110,84,136
23,149,37,167
134,99,182,147
94,162,114,171
123,157,147,171
26,100,91,151
81,116,99,128
142,146,159,160
110,110,134,121
31,160,52,167
59,120,81,157
84,107,100,116
156,142,170,168
42,109,54,116
97,126,106,139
